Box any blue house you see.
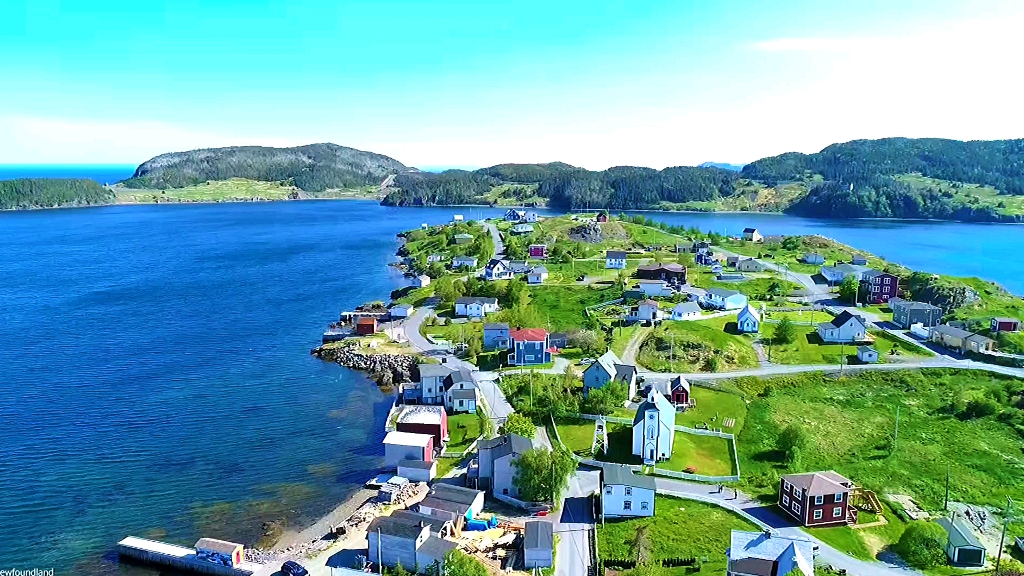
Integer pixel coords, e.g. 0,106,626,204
483,323,511,350
736,304,760,333
508,328,551,366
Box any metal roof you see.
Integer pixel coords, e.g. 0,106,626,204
194,538,241,554
602,464,657,490
781,471,854,496
383,431,433,447
606,250,628,259
524,521,554,550
937,516,985,550
418,363,455,379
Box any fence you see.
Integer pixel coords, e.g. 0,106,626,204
584,297,625,318
555,415,741,483
657,489,771,531
492,492,535,510
440,437,480,459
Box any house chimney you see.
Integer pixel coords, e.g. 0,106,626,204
763,529,772,539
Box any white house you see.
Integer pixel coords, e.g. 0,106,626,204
817,311,868,343
511,223,534,235
522,211,539,223
582,350,638,399
527,266,549,285
601,464,657,519
803,253,825,265
414,274,431,288
390,303,413,318
727,530,815,576
427,254,443,263
736,304,761,334
704,288,748,310
743,227,763,242
452,255,478,269
476,434,533,498
484,258,513,281
454,296,499,318
606,250,628,269
820,264,867,285
443,368,477,414
417,363,455,405
672,301,702,320
636,280,672,297
632,390,675,464
629,299,661,322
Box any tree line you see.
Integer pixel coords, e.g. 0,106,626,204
0,178,113,210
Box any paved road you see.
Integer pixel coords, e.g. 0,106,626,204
653,478,920,576
483,221,505,257
555,470,600,576
639,356,1024,379
712,245,828,297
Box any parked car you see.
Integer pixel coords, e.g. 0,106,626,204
281,560,309,576
579,358,595,366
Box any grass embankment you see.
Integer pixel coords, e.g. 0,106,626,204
638,316,759,373
698,274,803,299
553,418,596,455
732,370,1024,510
113,178,380,203
527,285,621,332
896,173,1024,217
721,235,893,275
598,496,760,575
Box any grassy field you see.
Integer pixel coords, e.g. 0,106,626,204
720,235,892,275
805,501,908,561
480,183,545,206
732,370,1024,510
553,418,596,455
446,412,484,453
699,274,802,299
896,173,1024,217
114,178,380,203
638,316,759,373
527,284,621,331
598,424,735,477
598,496,759,574
609,322,643,357
765,326,928,365
655,178,814,214
676,386,748,433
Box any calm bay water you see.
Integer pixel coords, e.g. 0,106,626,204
1,199,1022,576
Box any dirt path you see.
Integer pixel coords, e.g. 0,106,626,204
621,325,652,366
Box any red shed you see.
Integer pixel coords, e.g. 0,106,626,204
529,244,548,259
991,317,1020,333
596,213,609,222
670,375,691,406
394,405,449,447
356,316,377,335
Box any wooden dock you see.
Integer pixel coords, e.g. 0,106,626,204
116,536,262,576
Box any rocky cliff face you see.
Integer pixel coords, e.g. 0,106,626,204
311,343,418,388
907,273,982,312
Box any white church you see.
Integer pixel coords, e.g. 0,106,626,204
631,390,676,464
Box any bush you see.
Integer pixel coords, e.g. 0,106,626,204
960,397,1000,420
773,317,796,345
894,521,948,568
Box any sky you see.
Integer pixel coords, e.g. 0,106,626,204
2,0,1023,169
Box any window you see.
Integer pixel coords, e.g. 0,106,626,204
884,277,891,285
833,507,843,518
525,355,534,361
641,501,649,511
625,487,632,496
623,501,632,511
458,400,464,407
783,481,792,493
794,488,802,499
503,488,509,495
782,495,790,506
813,510,823,520
794,503,802,514
814,495,823,505
835,492,844,502
605,486,613,495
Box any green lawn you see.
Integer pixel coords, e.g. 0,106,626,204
115,178,380,203
596,424,735,477
598,496,759,574
732,370,1024,510
766,326,928,365
675,386,748,433
609,322,643,357
719,236,892,275
527,284,622,332
446,412,484,453
553,418,596,455
638,316,759,373
699,275,802,300
803,502,908,561
435,457,460,479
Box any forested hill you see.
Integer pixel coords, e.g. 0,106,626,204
744,138,1024,222
122,143,409,192
0,178,114,210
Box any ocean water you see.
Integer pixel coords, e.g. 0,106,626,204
0,165,138,185
2,199,1023,576
0,201,510,575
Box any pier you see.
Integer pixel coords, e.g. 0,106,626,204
116,536,262,576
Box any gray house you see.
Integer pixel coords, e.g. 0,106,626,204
366,515,428,571
483,322,511,350
582,350,638,399
523,520,554,569
476,433,533,497
889,297,943,329
416,363,454,405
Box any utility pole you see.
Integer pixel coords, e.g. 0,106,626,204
944,463,950,511
996,497,1014,575
377,527,382,574
840,342,845,376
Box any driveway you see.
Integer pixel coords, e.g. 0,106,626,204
653,478,920,576
713,246,828,298
483,221,505,257
555,470,600,576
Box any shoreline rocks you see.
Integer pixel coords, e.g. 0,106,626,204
311,343,418,388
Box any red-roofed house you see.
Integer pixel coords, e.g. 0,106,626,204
356,316,378,335
508,328,551,366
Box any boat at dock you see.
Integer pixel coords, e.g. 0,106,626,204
116,536,263,576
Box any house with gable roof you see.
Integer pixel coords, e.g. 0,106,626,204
582,350,638,399
727,530,815,576
632,390,675,463
816,311,868,343
778,470,856,527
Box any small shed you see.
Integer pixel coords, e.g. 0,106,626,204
390,303,413,318
397,459,436,482
194,538,244,568
991,317,1020,333
936,515,987,567
356,316,378,335
414,275,431,288
383,431,434,468
523,520,554,569
857,346,879,364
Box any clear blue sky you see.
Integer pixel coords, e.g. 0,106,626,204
2,0,1022,168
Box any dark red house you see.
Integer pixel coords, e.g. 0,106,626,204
356,316,378,335
860,270,899,304
395,405,449,448
529,244,548,258
670,376,691,406
991,317,1020,333
596,212,609,222
778,471,855,527
636,262,687,284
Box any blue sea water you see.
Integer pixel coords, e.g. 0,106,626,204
1,197,1023,576
0,165,138,185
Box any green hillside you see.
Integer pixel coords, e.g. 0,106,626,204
0,178,114,210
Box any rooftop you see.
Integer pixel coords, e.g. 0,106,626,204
484,322,510,330
383,431,433,447
728,530,814,576
781,470,854,495
418,363,456,379
603,464,657,490
936,515,985,550
418,535,458,558
706,287,741,298
606,250,628,259
828,310,866,328
428,483,483,506
455,296,498,304
524,520,554,550
479,433,533,459
367,515,427,539
195,538,241,554
510,327,548,341
396,405,446,425
932,324,974,339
